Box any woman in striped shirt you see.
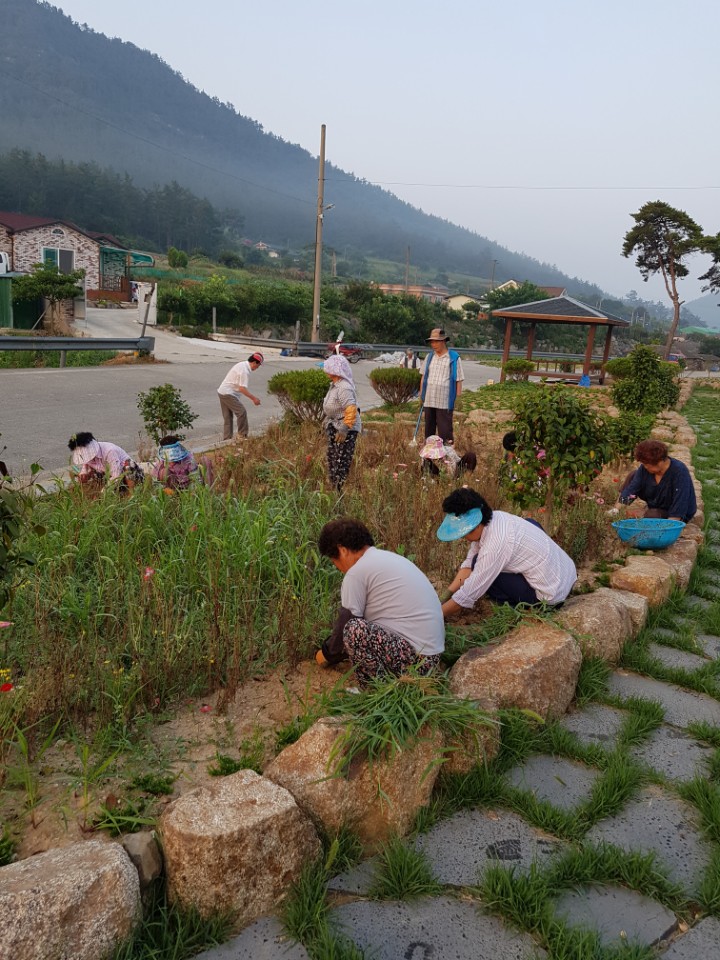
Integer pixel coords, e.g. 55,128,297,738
437,488,576,618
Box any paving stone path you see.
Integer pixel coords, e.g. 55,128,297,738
197,395,720,959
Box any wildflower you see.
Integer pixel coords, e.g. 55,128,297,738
0,621,12,628
143,567,155,580
1,683,13,693
536,449,546,460
190,524,197,532
595,497,605,505
199,704,211,713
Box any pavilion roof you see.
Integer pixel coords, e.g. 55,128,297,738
492,295,630,327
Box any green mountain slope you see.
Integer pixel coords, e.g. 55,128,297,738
0,0,604,297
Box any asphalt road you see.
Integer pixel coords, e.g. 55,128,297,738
1,310,497,477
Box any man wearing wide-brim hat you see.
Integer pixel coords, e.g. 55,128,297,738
419,328,464,444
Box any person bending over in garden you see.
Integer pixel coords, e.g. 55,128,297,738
150,436,213,492
217,352,264,440
323,355,361,492
618,439,696,523
419,434,476,478
68,432,144,490
437,488,576,617
315,518,444,687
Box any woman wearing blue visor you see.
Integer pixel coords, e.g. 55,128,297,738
436,488,577,619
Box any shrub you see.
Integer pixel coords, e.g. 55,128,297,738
167,247,189,269
604,411,656,460
605,357,632,380
267,369,329,422
502,359,535,381
611,345,680,415
502,386,608,519
137,384,199,444
368,367,421,405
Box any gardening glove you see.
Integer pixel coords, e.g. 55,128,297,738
334,424,349,443
342,405,358,430
317,607,355,666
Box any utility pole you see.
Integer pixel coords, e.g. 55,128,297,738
490,259,498,290
311,124,326,343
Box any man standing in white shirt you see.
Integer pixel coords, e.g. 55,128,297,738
217,352,264,440
419,328,464,445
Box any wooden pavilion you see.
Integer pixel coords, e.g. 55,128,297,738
492,295,630,384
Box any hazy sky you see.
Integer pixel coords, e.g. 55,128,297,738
54,0,720,303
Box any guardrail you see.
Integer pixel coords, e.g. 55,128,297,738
0,336,155,368
210,333,609,363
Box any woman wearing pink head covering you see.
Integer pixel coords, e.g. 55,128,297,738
322,354,361,491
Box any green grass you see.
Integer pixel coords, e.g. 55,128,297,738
368,836,442,900
0,349,119,368
111,885,233,960
323,671,497,777
574,657,611,706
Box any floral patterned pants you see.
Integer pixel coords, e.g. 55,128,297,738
326,426,358,491
343,618,441,687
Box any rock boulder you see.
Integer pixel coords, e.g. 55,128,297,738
610,555,674,606
557,591,633,662
0,839,140,960
265,719,443,852
161,770,320,925
449,624,581,720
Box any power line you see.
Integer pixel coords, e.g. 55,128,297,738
0,68,315,208
326,178,720,192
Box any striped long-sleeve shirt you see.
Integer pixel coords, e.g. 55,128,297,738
453,510,577,608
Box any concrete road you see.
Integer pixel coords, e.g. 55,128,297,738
1,309,497,477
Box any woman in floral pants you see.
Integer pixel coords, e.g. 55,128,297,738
322,355,361,491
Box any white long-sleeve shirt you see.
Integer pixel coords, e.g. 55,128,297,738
218,360,252,396
453,510,577,608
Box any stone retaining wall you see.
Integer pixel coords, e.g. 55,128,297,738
0,409,705,956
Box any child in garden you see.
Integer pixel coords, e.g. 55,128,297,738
68,432,144,490
419,435,476,478
150,436,213,491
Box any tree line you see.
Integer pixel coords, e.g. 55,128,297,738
0,150,243,256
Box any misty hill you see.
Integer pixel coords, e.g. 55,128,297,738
684,293,720,330
0,0,615,299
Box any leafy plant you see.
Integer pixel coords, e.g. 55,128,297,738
136,383,199,443
0,471,40,611
502,358,535,381
368,367,420,405
501,385,609,522
207,731,264,777
611,345,680,415
94,798,156,836
167,246,189,269
131,772,176,796
604,410,656,460
267,369,329,423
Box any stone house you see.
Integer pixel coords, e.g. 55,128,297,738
0,211,153,298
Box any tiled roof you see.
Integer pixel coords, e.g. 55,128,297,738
0,211,59,231
492,295,629,326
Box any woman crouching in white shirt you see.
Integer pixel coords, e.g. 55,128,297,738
437,488,576,619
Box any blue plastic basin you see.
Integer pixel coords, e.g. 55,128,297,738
611,518,685,550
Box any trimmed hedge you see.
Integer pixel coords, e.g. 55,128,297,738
368,367,421,405
267,369,329,422
502,358,535,381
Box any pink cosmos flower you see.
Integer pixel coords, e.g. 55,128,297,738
143,567,155,581
536,449,546,460
199,704,211,713
0,622,12,629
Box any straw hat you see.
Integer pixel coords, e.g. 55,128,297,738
426,328,450,342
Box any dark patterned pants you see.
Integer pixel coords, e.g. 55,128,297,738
326,426,358,491
343,618,441,687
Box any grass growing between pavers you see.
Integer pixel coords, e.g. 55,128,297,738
478,843,689,960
